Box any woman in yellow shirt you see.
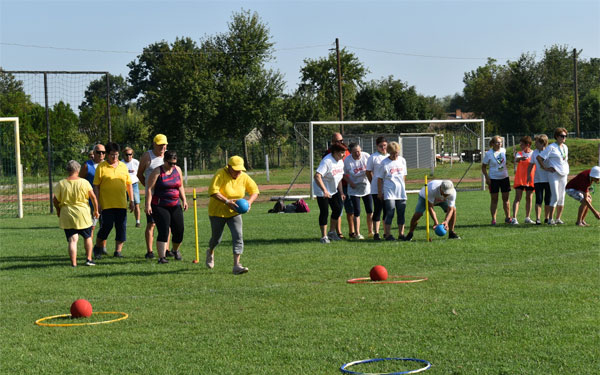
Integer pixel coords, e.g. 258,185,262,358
206,156,259,274
53,160,99,267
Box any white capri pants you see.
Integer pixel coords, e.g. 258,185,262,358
548,172,567,207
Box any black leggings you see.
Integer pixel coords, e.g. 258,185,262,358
534,182,551,206
317,195,343,226
371,194,387,222
151,204,184,243
350,195,373,217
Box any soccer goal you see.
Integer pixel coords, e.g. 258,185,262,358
300,119,486,199
0,117,24,218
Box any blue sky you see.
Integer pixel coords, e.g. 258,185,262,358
1,0,599,98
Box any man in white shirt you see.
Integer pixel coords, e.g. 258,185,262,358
122,147,141,227
403,180,460,241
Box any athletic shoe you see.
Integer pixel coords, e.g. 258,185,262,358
158,257,168,264
85,259,96,266
504,217,512,224
349,232,357,239
510,218,519,225
491,220,497,226
205,249,214,269
548,219,556,225
172,250,182,261
320,236,331,244
448,231,461,240
403,232,414,242
384,235,395,241
233,264,249,275
373,233,381,241
356,234,365,240
398,234,406,241
145,252,155,259
135,222,141,228
336,233,345,240
327,231,342,241
93,246,103,260
535,219,542,225
113,251,124,258
367,233,374,239
544,218,549,224
555,219,565,224
165,250,173,257
524,217,534,224
101,247,108,255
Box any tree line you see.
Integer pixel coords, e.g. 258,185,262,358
1,9,598,174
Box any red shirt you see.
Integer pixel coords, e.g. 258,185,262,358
566,169,591,192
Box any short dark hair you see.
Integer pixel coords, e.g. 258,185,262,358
106,142,120,153
376,136,388,145
520,136,532,145
164,150,177,162
330,143,347,154
348,142,360,151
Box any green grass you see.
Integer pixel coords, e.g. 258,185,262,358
1,191,599,374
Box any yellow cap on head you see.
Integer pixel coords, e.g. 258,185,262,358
153,134,168,145
228,156,246,171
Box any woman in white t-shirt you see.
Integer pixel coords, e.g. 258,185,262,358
365,136,388,240
481,135,511,225
343,143,372,240
313,143,347,243
376,142,408,241
527,134,551,224
537,127,569,225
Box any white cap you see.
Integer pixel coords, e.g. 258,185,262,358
590,166,600,179
440,180,456,196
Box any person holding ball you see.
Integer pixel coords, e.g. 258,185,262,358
565,166,600,226
206,156,259,274
403,180,460,241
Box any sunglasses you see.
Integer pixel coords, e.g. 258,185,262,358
168,161,177,166
125,153,133,156
557,134,567,138
95,150,106,154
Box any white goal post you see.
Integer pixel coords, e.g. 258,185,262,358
307,119,486,198
0,117,23,218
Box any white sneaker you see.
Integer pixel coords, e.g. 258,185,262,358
232,264,248,275
511,218,519,225
205,249,214,269
535,219,541,225
555,219,565,224
356,234,365,240
327,231,342,241
524,217,534,224
320,236,331,244
548,219,556,225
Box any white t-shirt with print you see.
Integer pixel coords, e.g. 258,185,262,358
344,152,371,197
530,149,548,183
375,157,407,200
313,154,345,197
122,158,140,184
419,180,456,207
366,151,388,195
482,148,509,180
539,142,569,177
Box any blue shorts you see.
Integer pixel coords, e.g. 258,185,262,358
415,196,449,214
127,183,140,205
64,227,92,241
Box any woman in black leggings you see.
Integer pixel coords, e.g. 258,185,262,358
145,151,188,263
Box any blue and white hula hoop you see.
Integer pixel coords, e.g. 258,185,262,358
340,357,431,375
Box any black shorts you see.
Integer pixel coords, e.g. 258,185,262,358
515,185,534,191
64,227,92,241
490,177,511,194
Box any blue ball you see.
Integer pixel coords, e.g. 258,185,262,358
434,224,447,237
235,198,249,214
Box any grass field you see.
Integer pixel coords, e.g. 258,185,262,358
0,190,599,374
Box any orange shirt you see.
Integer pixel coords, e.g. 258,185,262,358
514,150,535,188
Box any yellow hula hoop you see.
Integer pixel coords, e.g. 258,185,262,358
35,311,129,327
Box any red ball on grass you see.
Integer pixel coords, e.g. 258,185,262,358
70,299,93,318
370,265,388,281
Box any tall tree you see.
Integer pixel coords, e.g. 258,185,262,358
462,58,506,132
539,45,574,131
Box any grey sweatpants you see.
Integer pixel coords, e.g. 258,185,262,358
209,215,244,254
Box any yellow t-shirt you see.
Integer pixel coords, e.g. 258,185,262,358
93,161,132,209
208,167,259,218
55,178,93,229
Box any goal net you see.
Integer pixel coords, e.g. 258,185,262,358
0,117,23,218
294,119,486,198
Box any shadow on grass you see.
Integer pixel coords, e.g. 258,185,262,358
0,226,57,230
73,269,188,278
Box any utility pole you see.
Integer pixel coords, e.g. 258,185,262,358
573,48,580,138
335,38,344,133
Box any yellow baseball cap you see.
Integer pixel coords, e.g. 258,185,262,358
228,156,246,171
153,134,168,145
